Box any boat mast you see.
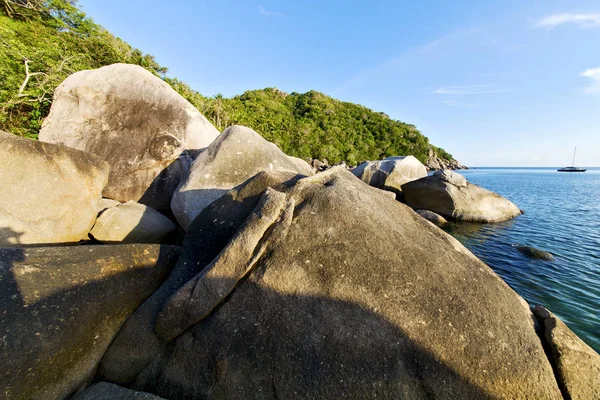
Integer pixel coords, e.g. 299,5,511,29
572,147,577,167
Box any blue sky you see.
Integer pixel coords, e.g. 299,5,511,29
79,0,600,166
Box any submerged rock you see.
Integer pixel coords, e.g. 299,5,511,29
111,168,560,399
415,209,448,225
73,382,165,400
352,155,427,197
38,63,219,209
402,169,521,223
0,131,108,246
171,125,313,230
516,245,555,261
0,244,180,400
534,306,600,399
90,201,177,244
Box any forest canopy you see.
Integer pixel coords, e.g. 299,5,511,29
0,0,454,165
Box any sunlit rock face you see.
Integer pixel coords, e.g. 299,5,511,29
352,155,427,197
402,169,522,223
39,63,220,210
90,201,176,244
171,125,313,230
0,130,108,246
535,305,600,399
103,168,561,399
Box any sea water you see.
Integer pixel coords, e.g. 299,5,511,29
443,167,600,352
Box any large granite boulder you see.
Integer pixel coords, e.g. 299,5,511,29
0,131,108,246
106,168,562,399
352,155,427,197
0,244,180,400
171,125,313,230
38,63,220,210
98,170,302,385
90,201,177,243
402,169,522,223
535,306,600,399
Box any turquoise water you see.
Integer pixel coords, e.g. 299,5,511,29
443,167,600,352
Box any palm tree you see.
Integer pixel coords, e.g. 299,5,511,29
214,93,223,130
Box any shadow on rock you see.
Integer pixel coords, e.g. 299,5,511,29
131,277,491,400
0,244,179,400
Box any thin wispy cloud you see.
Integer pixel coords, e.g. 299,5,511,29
433,85,505,95
581,67,600,95
331,28,478,96
443,100,480,108
259,6,285,18
536,13,600,28
417,28,476,54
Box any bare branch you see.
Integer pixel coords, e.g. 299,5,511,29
17,58,46,97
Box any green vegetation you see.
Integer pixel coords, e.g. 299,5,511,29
0,0,456,165
430,145,454,162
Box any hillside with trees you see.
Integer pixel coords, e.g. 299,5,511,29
0,0,459,166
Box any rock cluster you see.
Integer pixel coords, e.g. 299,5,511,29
38,63,219,210
402,169,522,223
1,64,598,399
352,155,427,198
170,125,313,230
426,147,467,170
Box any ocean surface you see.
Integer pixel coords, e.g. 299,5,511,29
443,167,600,352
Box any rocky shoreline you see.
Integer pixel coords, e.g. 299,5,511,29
426,147,468,171
1,63,598,400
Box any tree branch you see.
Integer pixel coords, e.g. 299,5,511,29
17,58,46,97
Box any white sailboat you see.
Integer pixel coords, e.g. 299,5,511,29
558,147,586,172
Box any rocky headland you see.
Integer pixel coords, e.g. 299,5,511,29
426,147,468,171
1,64,598,400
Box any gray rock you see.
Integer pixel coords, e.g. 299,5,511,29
516,246,555,261
38,63,219,210
0,131,108,246
534,306,600,399
402,170,521,223
73,383,165,400
0,244,180,400
97,170,302,385
171,125,313,230
90,201,177,243
288,156,314,175
415,209,448,225
155,188,293,341
127,168,561,399
352,155,427,197
433,169,467,187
